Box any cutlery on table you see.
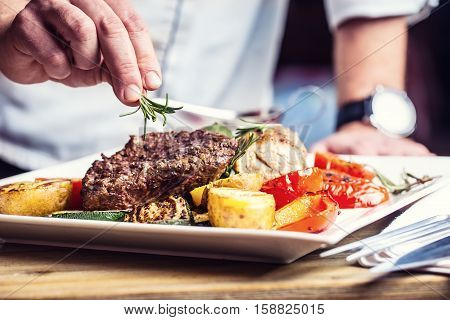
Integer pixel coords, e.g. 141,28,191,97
370,236,450,273
320,215,449,258
319,215,450,273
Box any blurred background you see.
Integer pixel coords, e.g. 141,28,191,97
274,0,450,155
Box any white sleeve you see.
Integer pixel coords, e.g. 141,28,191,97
324,0,439,30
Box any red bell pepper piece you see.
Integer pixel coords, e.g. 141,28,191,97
276,192,339,233
261,167,323,210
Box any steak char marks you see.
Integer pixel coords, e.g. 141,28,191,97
82,130,237,210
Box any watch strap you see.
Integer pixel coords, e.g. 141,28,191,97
337,97,371,129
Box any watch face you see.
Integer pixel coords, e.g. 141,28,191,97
369,88,417,137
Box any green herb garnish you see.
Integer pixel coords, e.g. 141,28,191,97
51,210,198,226
203,121,272,177
120,93,183,135
222,132,260,178
51,210,129,221
202,122,234,138
375,170,439,195
217,121,272,177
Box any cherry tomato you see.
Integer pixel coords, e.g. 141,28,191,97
321,169,389,208
276,192,338,233
315,152,375,180
261,167,323,210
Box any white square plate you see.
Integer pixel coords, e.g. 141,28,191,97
0,153,449,263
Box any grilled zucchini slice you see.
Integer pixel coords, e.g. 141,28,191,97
124,196,191,224
52,197,193,225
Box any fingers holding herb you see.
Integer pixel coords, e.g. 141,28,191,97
2,2,73,81
103,0,162,91
70,0,144,104
42,1,100,71
0,0,161,106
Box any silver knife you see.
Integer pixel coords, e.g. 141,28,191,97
370,236,450,273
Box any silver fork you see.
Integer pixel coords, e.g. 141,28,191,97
320,215,450,261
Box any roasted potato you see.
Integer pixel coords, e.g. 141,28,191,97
207,187,275,229
0,179,72,216
190,173,264,207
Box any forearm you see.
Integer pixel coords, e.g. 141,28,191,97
0,0,29,35
334,17,408,106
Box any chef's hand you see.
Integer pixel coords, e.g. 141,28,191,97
312,121,433,156
0,0,161,105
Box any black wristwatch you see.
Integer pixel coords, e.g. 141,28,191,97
337,85,417,138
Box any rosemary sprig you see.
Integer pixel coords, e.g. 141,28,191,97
375,169,439,195
222,121,275,177
222,132,260,178
120,93,183,135
203,121,272,177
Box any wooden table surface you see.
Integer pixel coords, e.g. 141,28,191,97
0,212,448,300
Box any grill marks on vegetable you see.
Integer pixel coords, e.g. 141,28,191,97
124,196,191,224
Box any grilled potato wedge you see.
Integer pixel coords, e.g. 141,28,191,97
208,187,275,229
190,173,264,207
0,180,72,216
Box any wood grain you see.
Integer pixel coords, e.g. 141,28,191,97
0,212,448,299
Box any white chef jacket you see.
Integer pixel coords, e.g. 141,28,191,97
0,0,437,170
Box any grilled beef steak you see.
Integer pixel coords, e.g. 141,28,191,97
82,130,238,210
